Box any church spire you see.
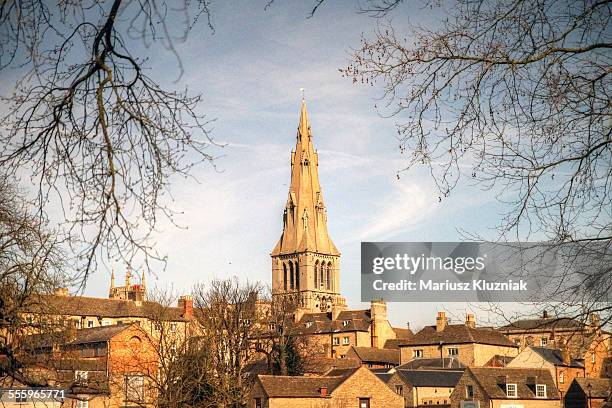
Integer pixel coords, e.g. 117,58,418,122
272,99,339,257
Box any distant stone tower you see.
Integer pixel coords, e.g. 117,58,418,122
271,99,346,313
109,268,147,301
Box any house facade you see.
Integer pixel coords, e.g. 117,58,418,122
399,312,518,366
450,367,561,408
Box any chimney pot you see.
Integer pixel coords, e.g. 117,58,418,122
178,295,193,319
465,313,476,328
319,386,328,397
543,310,549,318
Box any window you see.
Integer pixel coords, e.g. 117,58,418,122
333,337,340,345
359,398,370,408
170,323,178,333
342,336,350,345
514,338,521,346
305,322,313,328
591,352,596,363
125,375,145,402
76,400,89,408
559,372,565,384
75,371,88,382
447,347,459,356
466,384,474,398
413,349,423,358
342,320,350,327
540,337,548,346
506,383,517,398
87,320,94,328
395,385,403,395
536,384,547,398
268,323,276,331
255,398,262,408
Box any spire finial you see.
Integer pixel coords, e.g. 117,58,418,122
110,269,115,289
300,87,305,101
298,94,310,139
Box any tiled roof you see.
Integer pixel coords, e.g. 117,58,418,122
257,375,345,398
499,317,586,332
401,324,516,347
469,367,560,400
27,294,188,321
572,378,612,399
396,357,466,370
350,347,399,365
303,357,360,375
393,327,413,339
396,369,463,388
384,339,403,349
530,347,584,367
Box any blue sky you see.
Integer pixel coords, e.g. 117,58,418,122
7,1,528,329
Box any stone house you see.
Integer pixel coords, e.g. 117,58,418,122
564,378,612,408
500,311,611,378
450,367,561,408
345,346,399,368
399,312,518,366
249,365,403,408
507,346,586,396
379,369,463,407
20,323,158,408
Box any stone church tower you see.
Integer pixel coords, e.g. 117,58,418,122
271,100,347,313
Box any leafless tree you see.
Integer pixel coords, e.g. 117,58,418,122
0,0,217,280
0,174,70,386
341,0,611,326
191,278,262,408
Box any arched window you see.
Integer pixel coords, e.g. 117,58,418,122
289,262,294,290
314,260,319,288
326,262,332,290
295,262,300,290
283,263,288,291
320,263,325,289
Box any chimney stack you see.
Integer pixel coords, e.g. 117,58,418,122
558,337,571,365
465,313,476,328
436,311,448,332
53,287,69,297
178,295,193,319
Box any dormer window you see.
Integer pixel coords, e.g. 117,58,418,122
342,320,350,327
506,383,517,398
535,384,547,398
305,322,313,328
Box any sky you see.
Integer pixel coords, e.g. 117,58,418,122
5,1,531,330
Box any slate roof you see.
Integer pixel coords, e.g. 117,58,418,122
530,347,584,367
572,378,612,399
469,367,560,400
23,323,135,349
27,294,188,321
396,369,463,388
396,357,466,370
296,310,372,334
303,357,360,375
375,372,394,383
401,324,516,347
257,375,345,397
350,347,400,365
500,317,586,332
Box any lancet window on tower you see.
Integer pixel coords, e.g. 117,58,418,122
289,262,295,290
314,260,319,288
326,262,332,290
283,263,288,291
295,262,300,290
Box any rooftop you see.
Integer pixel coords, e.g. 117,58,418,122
401,324,516,348
469,367,560,400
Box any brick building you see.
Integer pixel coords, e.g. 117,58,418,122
399,312,518,366
450,367,561,408
20,323,158,408
249,366,403,407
